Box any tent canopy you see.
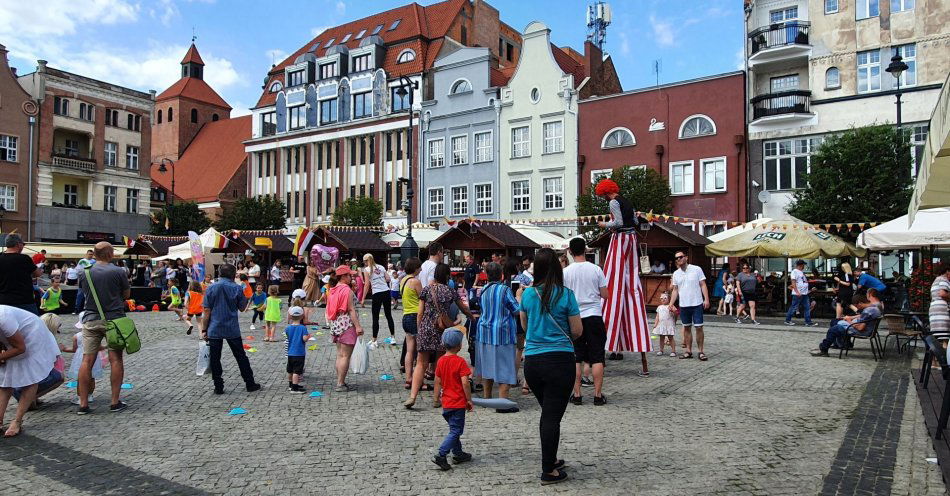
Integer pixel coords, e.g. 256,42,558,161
510,223,571,250
707,218,774,243
26,242,127,260
857,207,950,250
381,224,442,249
909,72,950,223
152,228,229,262
705,222,865,258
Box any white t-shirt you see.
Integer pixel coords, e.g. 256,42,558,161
563,261,607,318
270,265,281,281
66,267,79,280
247,264,260,283
790,268,809,295
672,264,707,308
419,260,438,288
365,265,389,294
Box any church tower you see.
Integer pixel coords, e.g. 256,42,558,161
151,43,232,162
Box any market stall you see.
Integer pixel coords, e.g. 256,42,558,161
432,220,540,265
311,227,391,265
858,207,950,250
510,223,572,250
382,224,443,263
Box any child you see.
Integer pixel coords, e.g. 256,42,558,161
201,274,213,291
264,285,282,342
59,312,104,406
432,328,473,471
390,272,401,311
652,292,676,357
284,306,311,394
40,277,68,314
453,273,469,306
723,284,736,317
164,279,184,321
250,283,267,330
184,281,203,335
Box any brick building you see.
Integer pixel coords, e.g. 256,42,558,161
0,44,36,238
578,72,748,236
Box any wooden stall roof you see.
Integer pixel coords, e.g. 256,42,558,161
123,239,159,257
234,230,295,253
312,227,390,253
434,220,541,251
590,222,711,249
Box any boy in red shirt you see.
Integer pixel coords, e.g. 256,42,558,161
432,328,473,470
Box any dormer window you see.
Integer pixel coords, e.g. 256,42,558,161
288,70,305,87
341,33,352,43
355,29,366,39
269,81,283,93
323,38,336,48
397,49,416,64
389,20,401,31
372,24,383,35
319,62,338,79
352,54,371,72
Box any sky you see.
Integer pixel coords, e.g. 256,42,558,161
0,0,744,116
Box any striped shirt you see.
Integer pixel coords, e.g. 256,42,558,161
930,298,950,341
476,282,519,346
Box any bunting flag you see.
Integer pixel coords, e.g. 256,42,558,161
122,235,135,248
292,226,314,257
209,231,229,249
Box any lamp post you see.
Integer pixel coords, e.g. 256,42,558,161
152,158,176,206
886,54,909,279
395,76,419,263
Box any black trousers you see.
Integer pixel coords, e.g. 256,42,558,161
251,310,264,323
523,351,575,474
208,337,256,389
371,291,395,339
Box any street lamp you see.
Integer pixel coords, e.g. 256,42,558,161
395,76,419,263
152,158,176,206
886,54,910,281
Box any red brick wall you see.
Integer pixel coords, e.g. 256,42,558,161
578,72,748,225
0,50,34,234
580,41,622,99
151,96,230,162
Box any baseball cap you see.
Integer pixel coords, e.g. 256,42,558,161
288,306,304,317
291,289,306,300
441,328,464,348
335,265,354,276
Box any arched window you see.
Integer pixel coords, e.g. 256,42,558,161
678,114,716,139
190,108,198,123
127,113,133,129
212,113,219,122
450,79,472,94
601,127,636,149
269,81,283,93
825,67,840,89
168,107,173,122
396,49,416,64
157,109,162,124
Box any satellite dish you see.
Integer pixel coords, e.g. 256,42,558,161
757,190,771,203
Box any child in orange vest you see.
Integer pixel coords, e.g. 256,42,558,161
184,281,204,335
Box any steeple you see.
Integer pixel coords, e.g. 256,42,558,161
181,43,204,80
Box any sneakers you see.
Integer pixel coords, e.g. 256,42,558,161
806,322,820,327
334,383,355,392
70,394,93,406
593,395,607,406
784,321,796,326
495,407,520,413
250,324,256,330
751,320,761,325
246,383,262,393
734,318,742,324
369,340,379,350
213,387,224,395
810,349,830,357
432,455,453,471
570,395,582,406
288,385,306,394
186,324,193,335
540,470,569,485
109,401,128,413
452,452,473,464
580,377,594,387
76,406,91,415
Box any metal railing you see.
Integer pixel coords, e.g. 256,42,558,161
51,154,97,172
749,21,810,55
751,90,812,120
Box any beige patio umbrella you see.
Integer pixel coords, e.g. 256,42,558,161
705,222,866,258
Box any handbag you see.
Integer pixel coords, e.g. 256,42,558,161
431,285,454,332
84,268,141,354
639,243,651,275
329,313,353,337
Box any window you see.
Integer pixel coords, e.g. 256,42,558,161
590,169,613,183
602,128,635,148
168,107,173,122
670,161,694,194
512,180,530,212
287,70,305,87
54,97,69,116
397,49,415,64
770,74,799,91
542,121,563,154
105,109,119,126
679,115,716,139
391,86,410,111
825,0,838,14
428,188,444,217
64,139,79,157
79,103,94,121
389,19,401,31
189,108,197,124
506,42,514,62
892,0,913,12
289,105,305,129
127,113,134,129
475,183,492,215
911,124,929,176
126,189,138,213
451,135,468,165
763,137,822,190
104,142,117,167
893,44,916,87
212,114,219,122
701,158,727,193
353,92,371,119
857,0,879,19
530,88,540,103
341,33,352,43
269,81,283,92
451,185,468,216
542,177,564,210
857,50,881,93
428,138,445,168
450,79,472,94
825,67,840,89
126,145,139,170
319,63,337,79
474,131,492,163
511,126,530,158
63,184,78,206
769,6,798,23
372,24,383,35
320,98,338,124
324,38,336,48
352,54,371,72
103,186,117,212
261,112,277,136
0,185,15,210
355,29,366,39
0,135,17,162
157,109,163,124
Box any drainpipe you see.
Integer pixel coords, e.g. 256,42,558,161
565,89,578,236
28,115,35,241
493,96,501,221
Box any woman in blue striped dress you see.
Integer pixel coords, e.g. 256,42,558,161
475,262,520,413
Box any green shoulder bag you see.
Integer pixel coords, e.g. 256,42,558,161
84,268,141,354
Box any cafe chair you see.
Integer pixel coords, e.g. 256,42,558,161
838,317,884,361
881,314,920,357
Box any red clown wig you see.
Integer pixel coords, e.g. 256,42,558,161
595,178,620,196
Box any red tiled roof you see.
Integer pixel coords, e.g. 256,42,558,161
156,77,231,109
490,67,514,87
181,43,204,65
550,44,587,89
151,115,251,203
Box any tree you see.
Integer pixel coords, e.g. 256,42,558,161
787,125,913,228
332,196,383,226
149,202,211,236
214,196,287,231
576,166,672,239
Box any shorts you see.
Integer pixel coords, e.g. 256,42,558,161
286,355,305,375
574,316,607,364
188,313,202,318
82,321,111,355
741,291,756,303
402,313,418,335
13,368,64,400
679,305,704,327
331,324,357,346
391,290,400,300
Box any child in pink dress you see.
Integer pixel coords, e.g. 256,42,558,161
652,292,676,357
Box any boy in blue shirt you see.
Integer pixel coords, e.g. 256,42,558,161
285,306,310,394
853,267,887,293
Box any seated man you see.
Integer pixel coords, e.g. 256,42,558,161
810,293,882,357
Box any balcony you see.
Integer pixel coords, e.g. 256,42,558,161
748,21,811,69
50,152,97,173
751,90,813,123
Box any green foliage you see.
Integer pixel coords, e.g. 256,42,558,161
150,202,211,236
787,125,913,229
576,167,672,239
214,196,287,231
332,196,384,226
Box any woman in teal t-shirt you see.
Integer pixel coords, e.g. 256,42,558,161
518,248,582,485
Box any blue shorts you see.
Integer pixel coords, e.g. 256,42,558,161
402,314,418,335
679,305,704,327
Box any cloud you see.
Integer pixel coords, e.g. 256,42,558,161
335,0,346,15
230,102,252,117
265,49,288,65
618,31,630,56
0,0,138,39
310,25,332,37
735,47,746,70
649,15,675,47
149,0,180,26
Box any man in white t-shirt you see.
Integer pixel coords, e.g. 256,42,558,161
563,238,609,405
785,259,816,326
419,242,443,288
668,251,710,361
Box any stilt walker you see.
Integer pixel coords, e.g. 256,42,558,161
595,179,652,376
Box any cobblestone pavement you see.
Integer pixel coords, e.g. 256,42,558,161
1,309,946,495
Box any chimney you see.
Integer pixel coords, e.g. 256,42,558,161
149,89,157,100
37,60,47,73
584,40,603,74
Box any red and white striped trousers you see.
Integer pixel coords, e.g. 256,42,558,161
602,231,652,353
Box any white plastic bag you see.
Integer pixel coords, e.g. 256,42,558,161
196,341,211,376
349,337,369,375
67,336,105,380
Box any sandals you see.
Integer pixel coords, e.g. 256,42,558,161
425,372,435,381
420,383,434,392
698,352,708,361
678,352,693,359
403,396,416,409
404,381,411,390
637,370,650,378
